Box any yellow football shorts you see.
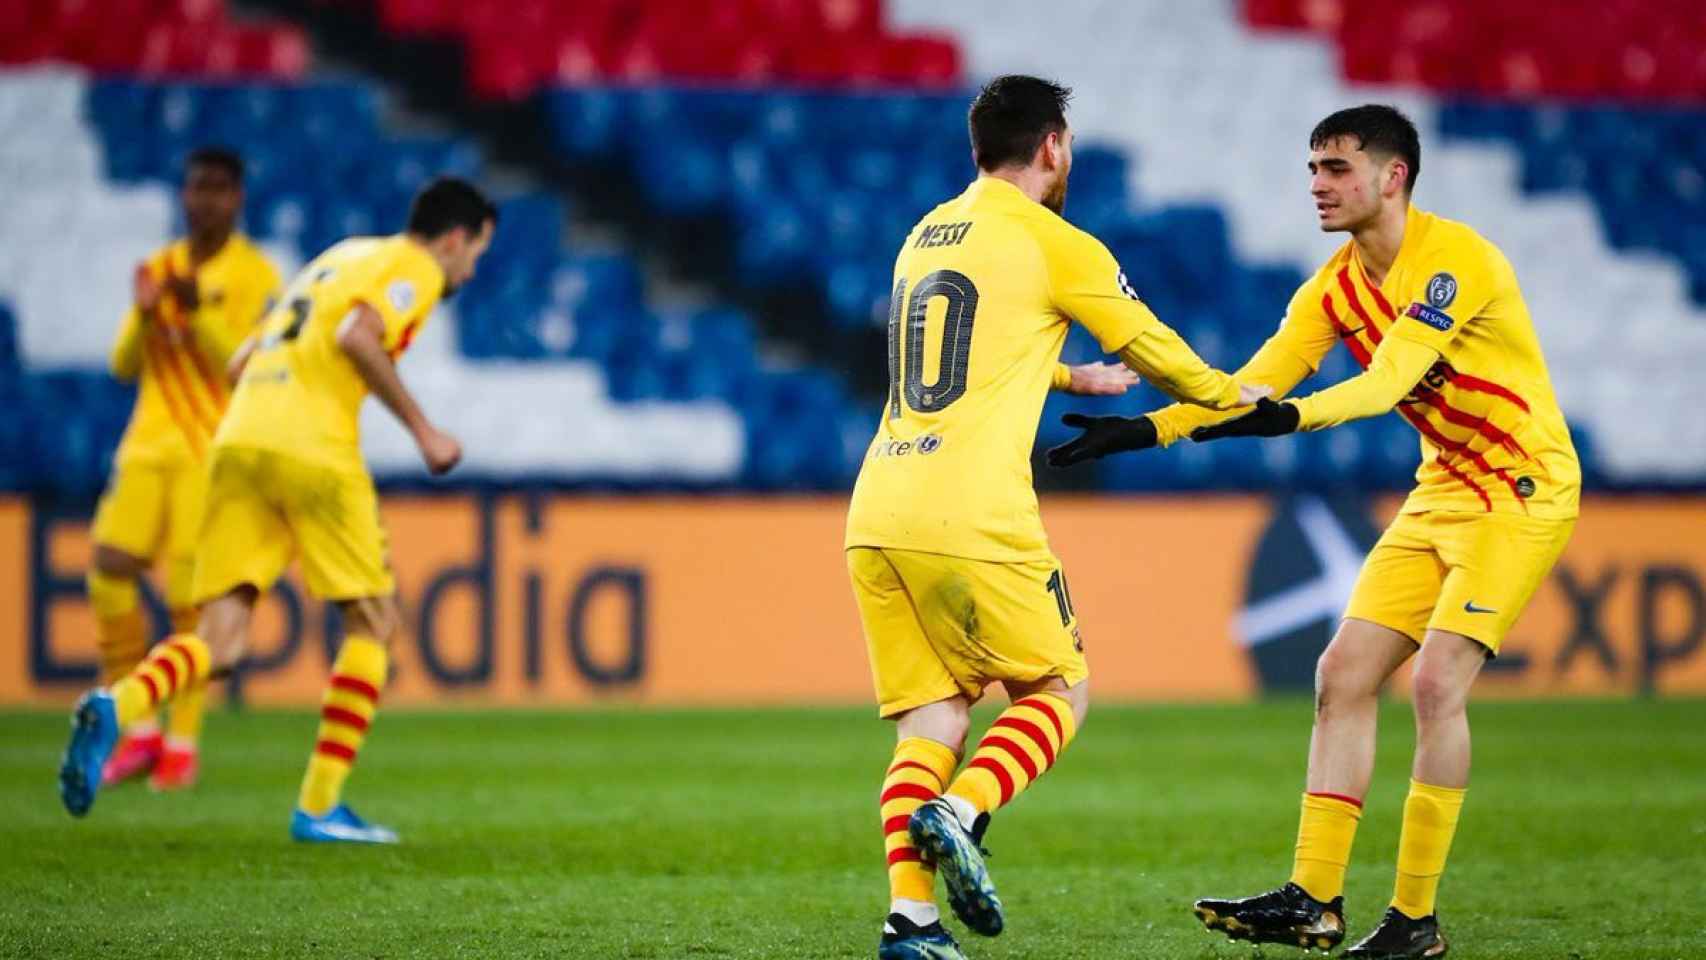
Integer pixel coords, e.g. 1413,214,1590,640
1345,510,1575,654
91,458,210,609
847,546,1088,718
191,444,394,604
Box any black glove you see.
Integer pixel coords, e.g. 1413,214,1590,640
1046,414,1159,467
1190,397,1300,441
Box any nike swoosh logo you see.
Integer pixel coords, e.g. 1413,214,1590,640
1337,326,1366,339
1463,601,1499,614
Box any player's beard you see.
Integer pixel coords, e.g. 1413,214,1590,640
1042,174,1068,215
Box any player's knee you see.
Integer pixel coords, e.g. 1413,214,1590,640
1313,643,1365,713
92,544,147,578
1061,678,1090,730
1410,666,1464,726
341,596,402,645
896,700,970,752
200,587,257,670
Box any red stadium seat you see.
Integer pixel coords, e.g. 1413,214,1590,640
886,34,960,88
374,0,453,36
160,0,225,27
349,0,965,98
1252,0,1706,103
3,0,305,79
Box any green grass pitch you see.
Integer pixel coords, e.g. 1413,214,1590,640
2,698,1702,958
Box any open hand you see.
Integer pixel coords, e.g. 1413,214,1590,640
1236,382,1274,406
1064,362,1140,396
134,264,163,313
1045,413,1159,467
1190,397,1300,441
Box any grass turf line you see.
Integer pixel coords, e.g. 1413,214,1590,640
1,699,1702,958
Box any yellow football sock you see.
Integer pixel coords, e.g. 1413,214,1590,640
1392,779,1466,919
89,570,147,680
111,634,212,728
946,693,1076,814
166,679,208,745
162,608,207,745
1291,791,1363,902
881,737,959,902
297,635,387,816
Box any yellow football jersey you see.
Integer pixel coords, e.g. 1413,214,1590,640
217,235,444,471
1150,205,1580,519
845,177,1238,561
110,234,281,466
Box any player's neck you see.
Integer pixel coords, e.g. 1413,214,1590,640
188,229,232,265
979,169,1048,207
1349,201,1409,287
404,232,451,279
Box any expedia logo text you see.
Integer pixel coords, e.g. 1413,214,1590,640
869,435,944,459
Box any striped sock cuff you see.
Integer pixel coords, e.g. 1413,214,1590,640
882,738,957,900
114,634,210,727
143,636,209,705
950,694,1075,813
310,637,386,766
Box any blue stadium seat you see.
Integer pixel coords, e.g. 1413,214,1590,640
1441,99,1706,302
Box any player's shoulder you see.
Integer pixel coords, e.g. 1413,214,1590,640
148,238,188,267
1010,201,1109,268
1300,241,1356,297
229,233,281,274
1409,208,1506,272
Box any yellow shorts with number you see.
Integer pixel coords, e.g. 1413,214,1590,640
191,444,394,604
847,546,1087,718
91,459,210,609
1345,510,1575,654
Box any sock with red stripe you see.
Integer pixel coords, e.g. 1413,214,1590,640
163,608,208,748
297,635,386,816
881,736,959,909
1291,791,1364,902
111,634,212,728
945,693,1077,817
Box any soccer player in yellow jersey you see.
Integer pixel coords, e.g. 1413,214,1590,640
91,147,281,791
848,76,1265,960
59,178,496,844
1051,106,1580,959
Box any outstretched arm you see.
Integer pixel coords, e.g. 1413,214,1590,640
1144,334,1319,445
1113,324,1263,409
1051,361,1140,396
1193,334,1438,441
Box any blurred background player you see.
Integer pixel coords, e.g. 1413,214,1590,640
1051,105,1578,959
89,146,281,792
58,177,495,843
847,75,1267,960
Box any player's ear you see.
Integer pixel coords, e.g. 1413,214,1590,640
1385,158,1409,198
1040,130,1062,169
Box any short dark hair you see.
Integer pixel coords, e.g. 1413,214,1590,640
968,75,1072,172
186,146,244,184
1310,104,1421,193
406,177,498,238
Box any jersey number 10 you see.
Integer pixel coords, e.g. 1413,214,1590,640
887,270,980,419
258,296,312,351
